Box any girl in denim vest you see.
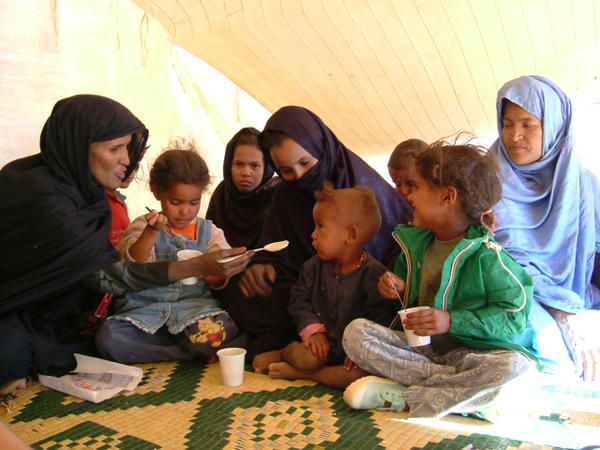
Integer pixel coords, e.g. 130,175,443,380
96,140,247,363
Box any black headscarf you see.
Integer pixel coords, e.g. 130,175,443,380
0,94,148,316
206,127,279,248
255,106,412,276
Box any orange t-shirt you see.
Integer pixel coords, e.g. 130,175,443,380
168,220,198,241
107,191,130,248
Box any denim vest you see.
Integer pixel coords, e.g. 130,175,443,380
111,219,223,334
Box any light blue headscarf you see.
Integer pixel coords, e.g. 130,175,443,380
490,75,600,313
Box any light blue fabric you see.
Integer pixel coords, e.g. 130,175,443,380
110,218,223,334
489,75,600,314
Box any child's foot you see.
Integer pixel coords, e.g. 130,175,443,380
268,362,304,380
252,350,282,374
0,378,26,396
343,376,407,411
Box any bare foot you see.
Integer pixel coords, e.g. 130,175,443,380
0,378,26,396
268,362,305,380
252,350,282,374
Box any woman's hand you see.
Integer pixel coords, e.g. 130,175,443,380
378,271,406,300
239,264,277,298
169,247,251,282
195,247,251,279
551,308,600,381
575,336,599,382
304,332,330,361
403,307,451,336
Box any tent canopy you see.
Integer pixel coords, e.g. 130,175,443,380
2,0,599,217
133,0,600,157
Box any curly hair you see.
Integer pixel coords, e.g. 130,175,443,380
149,138,210,194
388,138,428,170
415,140,502,226
315,181,382,242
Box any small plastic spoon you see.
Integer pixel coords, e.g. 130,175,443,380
217,240,289,264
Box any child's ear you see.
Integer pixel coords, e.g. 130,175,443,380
346,224,359,244
441,187,458,206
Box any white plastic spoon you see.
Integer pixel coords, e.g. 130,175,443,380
217,240,289,264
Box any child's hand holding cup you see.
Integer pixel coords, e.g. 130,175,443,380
399,306,432,347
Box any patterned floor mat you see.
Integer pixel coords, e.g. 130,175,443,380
2,361,599,449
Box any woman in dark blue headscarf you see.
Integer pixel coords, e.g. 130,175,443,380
0,95,250,391
490,76,600,380
0,95,149,390
216,106,412,367
206,127,279,249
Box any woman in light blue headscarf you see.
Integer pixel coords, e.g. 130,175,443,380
490,75,600,381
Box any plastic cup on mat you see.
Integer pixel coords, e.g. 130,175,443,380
177,249,203,285
398,306,431,346
216,347,247,386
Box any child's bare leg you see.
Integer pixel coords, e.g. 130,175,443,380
253,349,283,374
281,341,324,372
254,339,316,374
269,363,368,390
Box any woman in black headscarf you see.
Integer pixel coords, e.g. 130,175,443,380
206,127,279,248
218,106,412,367
0,95,250,391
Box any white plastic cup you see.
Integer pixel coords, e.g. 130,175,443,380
216,347,247,386
399,306,432,347
177,249,203,285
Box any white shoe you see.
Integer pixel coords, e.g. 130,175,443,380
344,375,406,411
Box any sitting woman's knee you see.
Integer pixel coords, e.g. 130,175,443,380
95,320,128,358
0,318,34,384
181,312,240,357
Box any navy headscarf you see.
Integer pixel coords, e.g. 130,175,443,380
0,94,148,314
490,76,600,313
255,106,412,275
206,127,279,248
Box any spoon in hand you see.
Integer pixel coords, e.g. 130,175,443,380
217,240,289,263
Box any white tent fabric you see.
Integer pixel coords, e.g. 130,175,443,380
0,0,269,218
133,0,600,156
2,0,600,216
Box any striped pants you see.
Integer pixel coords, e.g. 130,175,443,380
343,318,534,419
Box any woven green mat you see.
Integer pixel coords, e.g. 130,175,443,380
3,361,599,449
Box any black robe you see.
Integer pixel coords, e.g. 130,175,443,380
206,127,279,248
0,94,148,380
219,106,412,357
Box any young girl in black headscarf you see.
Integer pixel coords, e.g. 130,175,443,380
206,127,279,248
0,95,250,392
218,106,412,367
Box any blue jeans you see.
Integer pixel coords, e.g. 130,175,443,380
96,312,247,364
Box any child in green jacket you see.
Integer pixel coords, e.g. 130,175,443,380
342,140,535,420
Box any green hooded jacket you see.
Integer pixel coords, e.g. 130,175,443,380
393,224,535,359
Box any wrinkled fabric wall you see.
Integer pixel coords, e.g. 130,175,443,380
3,0,600,220
0,0,269,219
